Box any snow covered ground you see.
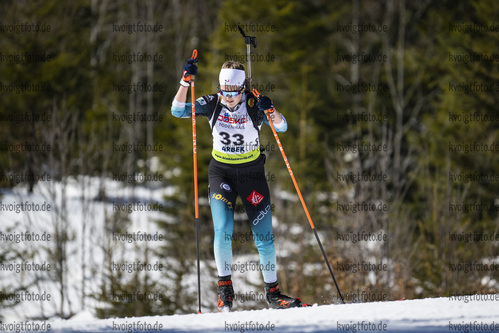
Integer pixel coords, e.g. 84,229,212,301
39,296,499,332
1,178,498,332
0,176,178,321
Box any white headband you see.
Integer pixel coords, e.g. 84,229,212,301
219,68,246,87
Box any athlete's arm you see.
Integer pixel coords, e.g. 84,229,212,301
269,111,283,125
263,110,287,132
171,92,211,118
171,85,192,118
257,96,287,132
171,55,209,118
174,85,189,104
171,78,212,119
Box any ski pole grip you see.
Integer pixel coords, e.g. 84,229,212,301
238,25,257,48
252,88,261,99
252,89,274,114
191,49,198,60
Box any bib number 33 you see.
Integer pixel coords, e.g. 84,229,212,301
220,132,244,145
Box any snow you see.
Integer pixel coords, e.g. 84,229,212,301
43,296,499,332
0,176,178,321
2,178,498,332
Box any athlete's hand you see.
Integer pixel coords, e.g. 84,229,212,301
256,95,274,113
184,57,198,77
180,56,198,86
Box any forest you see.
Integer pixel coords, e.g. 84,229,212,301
0,0,498,320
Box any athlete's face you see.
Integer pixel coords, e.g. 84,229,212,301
220,84,243,110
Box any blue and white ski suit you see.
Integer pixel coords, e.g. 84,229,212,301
171,91,287,283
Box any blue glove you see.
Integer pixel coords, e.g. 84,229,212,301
256,95,274,113
180,57,198,86
183,57,198,77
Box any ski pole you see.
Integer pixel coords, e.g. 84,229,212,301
252,88,345,304
186,49,202,313
236,25,344,304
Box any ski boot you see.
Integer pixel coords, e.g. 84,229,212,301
217,275,234,312
264,281,310,309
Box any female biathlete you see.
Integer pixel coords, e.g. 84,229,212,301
171,54,308,311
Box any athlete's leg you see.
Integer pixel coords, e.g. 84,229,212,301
237,156,277,283
209,159,238,278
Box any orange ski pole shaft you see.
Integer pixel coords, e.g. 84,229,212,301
252,88,345,304
252,88,313,227
189,49,202,313
190,49,199,220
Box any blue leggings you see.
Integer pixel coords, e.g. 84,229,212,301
208,155,277,283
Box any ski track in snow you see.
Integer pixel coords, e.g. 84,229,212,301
45,296,499,332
